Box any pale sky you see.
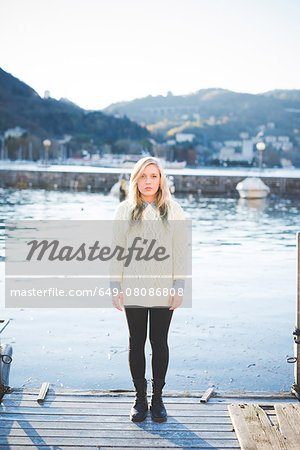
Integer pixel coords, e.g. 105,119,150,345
1,0,300,110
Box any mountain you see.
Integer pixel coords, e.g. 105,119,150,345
0,67,150,142
1,66,299,146
103,88,300,141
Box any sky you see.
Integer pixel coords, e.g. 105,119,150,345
1,0,300,110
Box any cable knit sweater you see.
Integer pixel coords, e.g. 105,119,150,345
109,198,188,307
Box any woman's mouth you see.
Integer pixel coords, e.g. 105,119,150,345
145,187,152,190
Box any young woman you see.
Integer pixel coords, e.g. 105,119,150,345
110,156,187,423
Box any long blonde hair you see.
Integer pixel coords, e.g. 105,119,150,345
127,156,172,223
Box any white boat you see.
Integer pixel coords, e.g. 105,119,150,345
110,180,128,198
236,177,270,199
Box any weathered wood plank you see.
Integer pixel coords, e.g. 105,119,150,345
0,436,241,447
0,447,240,450
0,448,239,450
200,387,215,403
275,404,300,449
0,447,97,450
228,404,258,450
2,394,229,403
228,404,286,450
0,399,250,409
0,401,277,423
0,406,231,416
6,388,296,399
4,394,296,405
0,420,234,431
0,413,232,423
0,428,238,439
36,382,49,403
247,405,285,449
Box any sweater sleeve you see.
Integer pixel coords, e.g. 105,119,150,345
172,202,188,289
109,202,127,292
173,278,185,292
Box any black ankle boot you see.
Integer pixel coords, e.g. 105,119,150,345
150,378,167,422
130,378,148,422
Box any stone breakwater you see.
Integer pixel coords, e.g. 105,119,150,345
1,166,300,196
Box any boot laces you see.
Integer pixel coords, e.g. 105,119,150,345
152,394,164,407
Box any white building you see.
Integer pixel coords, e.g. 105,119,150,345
278,136,290,143
265,136,277,144
4,126,27,139
219,139,253,162
166,139,176,146
241,140,253,162
224,140,242,147
219,147,240,161
175,133,195,143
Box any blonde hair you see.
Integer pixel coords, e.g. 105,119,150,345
127,156,172,223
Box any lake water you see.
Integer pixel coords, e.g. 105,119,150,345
0,187,299,392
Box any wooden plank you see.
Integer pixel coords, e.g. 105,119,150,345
0,401,277,422
0,399,245,409
0,447,99,450
3,394,222,403
0,448,240,450
200,387,214,403
0,428,238,439
36,382,49,403
228,404,286,450
228,404,257,449
0,436,241,447
4,393,296,405
6,388,297,399
0,420,234,431
275,403,300,449
0,413,232,423
248,405,286,449
0,446,89,450
0,406,231,416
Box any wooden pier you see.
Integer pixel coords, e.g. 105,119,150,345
0,387,299,448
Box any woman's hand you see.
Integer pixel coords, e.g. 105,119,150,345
112,292,124,311
168,292,183,310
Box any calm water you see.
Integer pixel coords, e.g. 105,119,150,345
0,187,299,392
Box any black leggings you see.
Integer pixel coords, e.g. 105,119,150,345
124,306,174,380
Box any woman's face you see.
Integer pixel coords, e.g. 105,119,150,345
137,163,161,203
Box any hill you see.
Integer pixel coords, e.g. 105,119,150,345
103,88,300,141
0,67,150,142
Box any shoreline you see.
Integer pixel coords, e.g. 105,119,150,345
1,164,300,196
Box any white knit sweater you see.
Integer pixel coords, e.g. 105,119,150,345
109,198,188,307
